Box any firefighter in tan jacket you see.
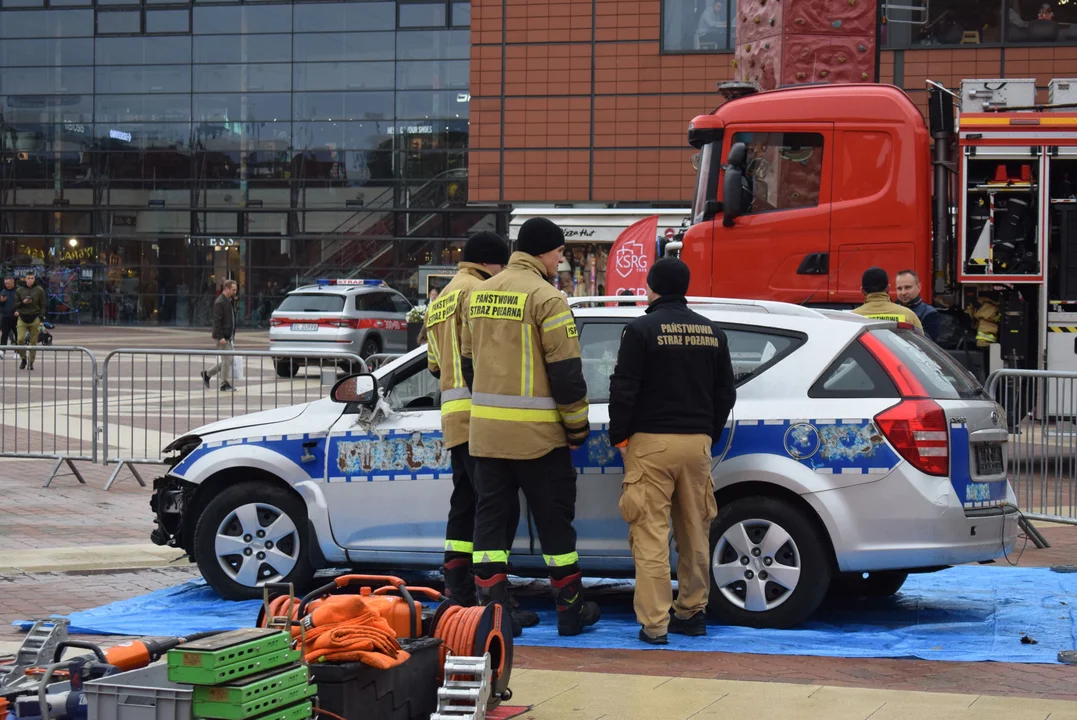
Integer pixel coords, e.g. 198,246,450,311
460,217,601,637
851,267,924,333
426,232,538,636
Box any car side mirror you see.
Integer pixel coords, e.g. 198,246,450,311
332,373,379,408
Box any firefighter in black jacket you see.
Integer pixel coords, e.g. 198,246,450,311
608,257,736,645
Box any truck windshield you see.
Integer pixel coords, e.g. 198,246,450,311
691,142,717,224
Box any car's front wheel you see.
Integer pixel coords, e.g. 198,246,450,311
194,481,315,600
707,496,832,629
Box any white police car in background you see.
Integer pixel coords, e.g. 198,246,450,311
269,279,412,378
153,297,1017,629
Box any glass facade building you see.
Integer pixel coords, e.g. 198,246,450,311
0,0,500,326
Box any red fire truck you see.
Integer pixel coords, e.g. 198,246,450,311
679,79,1077,376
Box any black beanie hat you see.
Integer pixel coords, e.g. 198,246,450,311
861,267,889,294
517,217,565,257
647,257,691,297
463,231,510,265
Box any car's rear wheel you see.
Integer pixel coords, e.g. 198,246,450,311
194,481,314,600
360,337,381,360
275,359,299,378
830,571,909,598
707,496,832,629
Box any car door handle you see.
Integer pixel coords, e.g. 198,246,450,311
796,252,829,275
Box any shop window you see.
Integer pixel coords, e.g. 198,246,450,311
0,9,93,38
396,90,469,120
193,34,291,64
728,132,825,215
884,0,1002,48
294,1,394,33
1006,0,1077,43
96,9,141,35
399,1,448,28
662,0,735,53
0,38,93,66
293,32,395,62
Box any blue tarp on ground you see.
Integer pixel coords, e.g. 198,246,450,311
14,566,1077,664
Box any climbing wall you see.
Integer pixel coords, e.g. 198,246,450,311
733,0,877,90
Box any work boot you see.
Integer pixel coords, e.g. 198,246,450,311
19,358,26,370
668,610,707,637
475,573,522,638
551,572,600,637
442,557,476,607
638,628,668,646
509,593,540,629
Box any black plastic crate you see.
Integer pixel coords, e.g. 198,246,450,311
308,637,441,720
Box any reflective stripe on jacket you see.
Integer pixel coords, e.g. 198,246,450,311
852,293,924,332
461,252,590,460
426,263,489,449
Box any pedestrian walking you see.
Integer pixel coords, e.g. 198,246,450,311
895,269,941,341
14,271,47,371
461,217,600,637
851,267,923,332
201,280,238,392
608,257,737,645
427,231,539,637
0,276,17,359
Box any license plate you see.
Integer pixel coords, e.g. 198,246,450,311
975,444,1004,475
290,323,317,332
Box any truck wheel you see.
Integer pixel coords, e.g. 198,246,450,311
194,481,315,600
275,359,299,378
830,571,909,598
707,496,832,629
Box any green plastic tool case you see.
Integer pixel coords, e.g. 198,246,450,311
192,666,314,720
166,629,298,686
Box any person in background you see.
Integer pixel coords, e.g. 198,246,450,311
0,276,17,360
696,0,729,48
895,269,940,341
201,280,238,392
14,271,47,371
851,267,923,333
608,258,736,645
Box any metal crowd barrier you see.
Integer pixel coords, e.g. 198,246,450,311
986,369,1077,526
99,349,366,489
363,352,405,371
0,345,98,487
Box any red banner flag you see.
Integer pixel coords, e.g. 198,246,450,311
606,215,659,297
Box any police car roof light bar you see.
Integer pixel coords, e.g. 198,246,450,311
317,279,385,286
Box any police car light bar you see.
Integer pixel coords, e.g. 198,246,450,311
317,279,385,286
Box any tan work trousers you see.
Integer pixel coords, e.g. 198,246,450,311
619,432,716,637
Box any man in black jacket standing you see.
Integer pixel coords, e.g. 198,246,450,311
0,276,17,359
608,257,736,645
201,279,237,392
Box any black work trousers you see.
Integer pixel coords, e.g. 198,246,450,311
472,447,580,580
0,316,15,347
445,443,520,559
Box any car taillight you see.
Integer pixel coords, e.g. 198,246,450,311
859,331,949,476
325,318,359,329
874,399,950,476
270,318,285,327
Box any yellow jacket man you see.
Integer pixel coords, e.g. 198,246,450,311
461,217,600,637
851,267,924,333
426,232,538,636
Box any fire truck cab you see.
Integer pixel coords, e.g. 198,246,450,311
683,79,1077,375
